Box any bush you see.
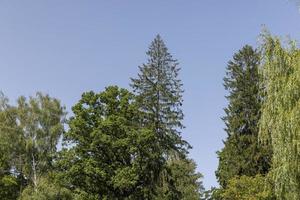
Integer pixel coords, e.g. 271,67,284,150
220,175,275,200
19,176,72,200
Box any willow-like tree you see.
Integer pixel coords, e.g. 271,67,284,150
131,35,188,154
259,33,300,199
216,45,271,188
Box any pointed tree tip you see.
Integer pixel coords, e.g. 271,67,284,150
155,34,162,40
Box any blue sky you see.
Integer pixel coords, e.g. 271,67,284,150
0,0,300,188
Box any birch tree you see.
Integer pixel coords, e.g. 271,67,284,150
15,93,66,190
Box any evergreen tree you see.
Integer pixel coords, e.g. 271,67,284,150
131,35,188,154
154,157,203,200
130,35,200,200
216,45,271,188
259,33,300,199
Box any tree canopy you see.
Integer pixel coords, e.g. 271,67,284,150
59,86,167,199
216,45,271,188
4,32,300,199
131,35,188,154
259,32,300,200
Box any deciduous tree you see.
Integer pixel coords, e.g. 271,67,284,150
60,86,164,199
259,32,300,199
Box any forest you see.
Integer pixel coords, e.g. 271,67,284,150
1,29,300,200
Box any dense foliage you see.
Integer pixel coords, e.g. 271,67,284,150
216,45,272,188
2,32,300,199
259,32,300,199
220,175,274,200
131,35,188,154
0,92,66,199
215,32,300,200
154,156,203,200
0,35,204,199
0,93,20,200
131,35,200,199
19,175,72,200
59,86,165,199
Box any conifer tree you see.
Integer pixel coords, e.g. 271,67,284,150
154,157,203,200
216,45,271,188
130,35,202,200
131,34,188,155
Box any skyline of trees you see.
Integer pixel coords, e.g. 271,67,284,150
1,32,300,199
0,35,203,199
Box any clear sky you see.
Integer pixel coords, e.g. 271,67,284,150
0,0,300,189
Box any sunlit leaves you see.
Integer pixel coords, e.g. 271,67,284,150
259,32,300,199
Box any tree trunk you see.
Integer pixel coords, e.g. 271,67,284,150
31,152,38,191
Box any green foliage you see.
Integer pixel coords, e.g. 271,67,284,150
206,187,223,200
0,93,21,200
259,32,300,199
60,86,164,199
131,34,188,153
19,175,72,200
0,92,66,199
0,175,19,200
220,175,275,200
71,190,100,200
155,157,203,200
216,45,271,188
168,158,203,200
0,36,203,199
15,93,66,189
130,35,203,199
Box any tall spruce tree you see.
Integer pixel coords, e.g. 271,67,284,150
131,34,188,154
216,45,271,188
130,35,203,200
